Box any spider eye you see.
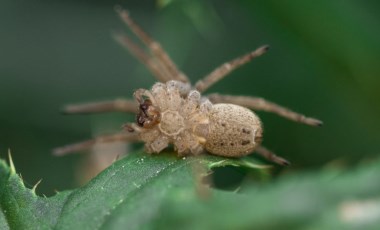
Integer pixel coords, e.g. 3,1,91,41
140,104,149,111
139,99,152,111
137,113,146,127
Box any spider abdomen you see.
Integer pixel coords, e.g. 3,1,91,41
205,104,263,157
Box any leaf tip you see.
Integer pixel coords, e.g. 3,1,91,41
8,148,16,174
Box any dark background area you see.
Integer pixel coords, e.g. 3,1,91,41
1,0,379,195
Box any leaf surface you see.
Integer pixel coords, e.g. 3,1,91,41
1,151,380,230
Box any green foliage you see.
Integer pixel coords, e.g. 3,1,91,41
1,1,380,229
0,151,263,229
1,151,380,229
1,0,380,195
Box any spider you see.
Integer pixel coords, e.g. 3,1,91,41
53,7,322,166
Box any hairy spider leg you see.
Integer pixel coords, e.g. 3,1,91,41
115,6,189,83
133,88,157,104
255,145,290,166
195,45,269,93
53,132,139,156
62,99,138,114
113,32,169,82
207,94,322,127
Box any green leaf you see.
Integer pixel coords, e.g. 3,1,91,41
0,151,265,229
1,151,380,230
0,157,73,229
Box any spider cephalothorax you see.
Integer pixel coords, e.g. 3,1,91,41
54,7,322,166
128,81,212,156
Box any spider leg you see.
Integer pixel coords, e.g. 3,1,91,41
53,132,139,156
195,45,269,93
113,32,169,83
133,88,157,104
208,94,323,127
62,99,138,114
123,122,144,133
115,6,189,83
255,145,290,166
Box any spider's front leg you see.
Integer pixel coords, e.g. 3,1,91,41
113,32,170,83
62,99,138,115
115,6,189,83
208,93,322,127
53,132,139,156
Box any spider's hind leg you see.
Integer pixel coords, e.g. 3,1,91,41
195,45,269,93
255,146,290,166
208,94,322,127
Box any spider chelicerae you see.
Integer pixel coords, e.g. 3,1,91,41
54,7,322,166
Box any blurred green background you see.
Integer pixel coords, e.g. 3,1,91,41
0,0,379,195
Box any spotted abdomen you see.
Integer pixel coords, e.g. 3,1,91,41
205,104,263,157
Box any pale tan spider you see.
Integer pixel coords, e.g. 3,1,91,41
54,7,322,166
